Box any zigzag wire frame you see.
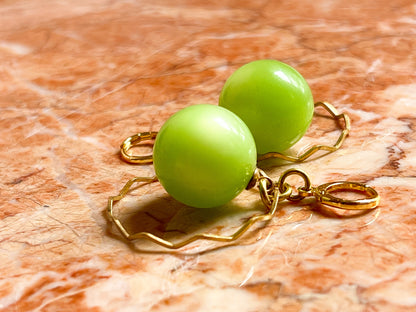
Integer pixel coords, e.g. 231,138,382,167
107,177,291,249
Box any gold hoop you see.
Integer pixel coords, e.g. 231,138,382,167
120,131,157,164
257,101,350,162
107,168,379,249
119,102,350,165
107,176,288,249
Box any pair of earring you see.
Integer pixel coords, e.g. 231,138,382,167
108,60,379,249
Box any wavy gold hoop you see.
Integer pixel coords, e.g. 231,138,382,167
120,102,350,165
107,169,379,249
257,101,350,162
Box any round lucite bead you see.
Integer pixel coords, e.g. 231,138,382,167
153,104,257,208
219,59,314,154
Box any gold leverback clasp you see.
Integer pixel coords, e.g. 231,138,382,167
313,181,380,210
275,169,380,210
120,131,157,164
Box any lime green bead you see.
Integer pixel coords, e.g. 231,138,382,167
219,60,314,155
153,104,257,208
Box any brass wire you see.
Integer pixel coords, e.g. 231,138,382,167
120,102,350,165
257,101,350,162
107,169,379,249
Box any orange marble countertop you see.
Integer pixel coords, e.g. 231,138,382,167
1,1,416,311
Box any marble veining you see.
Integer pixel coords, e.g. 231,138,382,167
1,0,416,311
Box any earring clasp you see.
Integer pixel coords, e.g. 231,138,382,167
120,131,157,164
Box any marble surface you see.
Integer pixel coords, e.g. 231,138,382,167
1,0,416,311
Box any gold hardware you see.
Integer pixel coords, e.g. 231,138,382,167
257,101,350,162
275,169,380,210
120,131,157,164
107,175,288,249
107,168,379,249
277,168,311,201
313,181,380,210
119,102,350,164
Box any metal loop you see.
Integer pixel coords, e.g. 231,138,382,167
277,182,292,202
120,131,157,164
313,181,380,210
277,169,312,201
297,186,313,199
258,176,275,209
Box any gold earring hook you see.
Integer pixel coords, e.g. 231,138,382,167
275,168,380,210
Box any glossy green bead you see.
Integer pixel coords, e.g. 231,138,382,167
153,104,257,208
219,60,314,154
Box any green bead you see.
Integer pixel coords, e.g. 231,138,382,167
153,104,257,208
219,60,314,155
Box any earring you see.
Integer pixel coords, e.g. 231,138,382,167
108,60,379,250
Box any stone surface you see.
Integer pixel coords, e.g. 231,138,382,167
1,0,416,311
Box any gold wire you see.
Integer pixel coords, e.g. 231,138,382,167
257,101,350,162
107,176,291,249
119,102,350,165
313,181,380,210
107,169,379,249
